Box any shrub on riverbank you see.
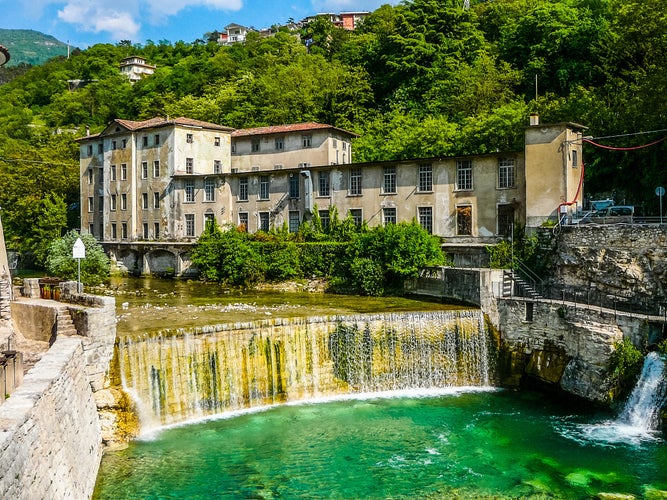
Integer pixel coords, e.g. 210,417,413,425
191,215,448,295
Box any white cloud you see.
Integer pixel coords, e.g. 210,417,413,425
54,0,242,41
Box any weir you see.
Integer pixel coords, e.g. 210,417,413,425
118,310,493,427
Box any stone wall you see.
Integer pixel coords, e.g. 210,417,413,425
0,337,102,499
496,298,661,403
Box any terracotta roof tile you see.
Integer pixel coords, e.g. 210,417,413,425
232,122,358,138
114,117,233,132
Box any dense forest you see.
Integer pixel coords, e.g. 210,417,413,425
0,0,665,263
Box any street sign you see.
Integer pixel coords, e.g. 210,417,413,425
73,237,86,259
656,187,665,197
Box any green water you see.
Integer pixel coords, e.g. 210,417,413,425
93,389,667,499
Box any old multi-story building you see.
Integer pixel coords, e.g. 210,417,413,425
119,56,156,83
78,114,585,275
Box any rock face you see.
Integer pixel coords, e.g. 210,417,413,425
552,226,667,306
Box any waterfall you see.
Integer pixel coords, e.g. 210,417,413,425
618,352,667,431
118,310,492,428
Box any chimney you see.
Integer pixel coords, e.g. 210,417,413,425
529,113,539,126
85,126,90,136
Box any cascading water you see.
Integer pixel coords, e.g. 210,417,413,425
618,351,667,431
118,310,492,428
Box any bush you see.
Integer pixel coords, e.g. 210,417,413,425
609,338,643,386
45,230,110,285
350,257,385,296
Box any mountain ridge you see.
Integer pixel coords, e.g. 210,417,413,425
0,29,70,66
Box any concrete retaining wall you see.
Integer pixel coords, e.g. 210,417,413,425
0,337,102,499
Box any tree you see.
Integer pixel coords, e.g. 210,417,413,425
45,230,110,285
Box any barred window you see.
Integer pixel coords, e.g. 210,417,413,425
289,211,300,232
418,164,432,192
383,166,397,194
418,207,433,234
259,212,270,232
185,214,195,237
498,158,515,189
141,162,148,179
289,174,299,199
349,169,362,196
239,177,249,201
383,207,397,225
186,158,194,174
318,172,330,197
349,208,363,227
204,178,215,202
319,209,330,230
185,180,195,202
456,160,473,191
153,161,160,177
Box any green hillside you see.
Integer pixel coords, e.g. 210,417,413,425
0,29,70,66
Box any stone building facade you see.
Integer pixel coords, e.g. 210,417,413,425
78,115,585,275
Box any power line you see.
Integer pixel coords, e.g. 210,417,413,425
587,128,667,141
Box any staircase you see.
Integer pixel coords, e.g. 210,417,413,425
502,270,542,299
56,307,78,336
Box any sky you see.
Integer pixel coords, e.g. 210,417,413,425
0,0,398,49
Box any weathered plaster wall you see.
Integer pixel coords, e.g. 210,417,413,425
0,337,102,499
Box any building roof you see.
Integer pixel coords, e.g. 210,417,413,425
231,122,359,138
77,117,233,141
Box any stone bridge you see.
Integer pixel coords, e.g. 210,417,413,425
103,242,197,277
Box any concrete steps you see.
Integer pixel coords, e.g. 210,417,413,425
56,307,77,336
503,270,542,299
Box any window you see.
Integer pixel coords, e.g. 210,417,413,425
121,139,127,149
87,169,93,184
214,160,222,174
457,205,472,236
121,164,127,181
186,133,193,144
418,164,433,192
121,222,128,239
349,209,363,227
89,224,94,236
141,162,148,179
111,140,116,150
259,212,270,232
121,194,127,211
204,178,215,202
154,223,160,239
111,164,117,181
99,168,104,183
333,139,338,148
383,166,396,194
349,168,362,196
185,214,195,237
204,213,215,229
185,180,195,202
289,174,299,199
238,212,249,231
141,193,148,210
318,171,330,197
572,149,578,168
153,161,160,177
288,211,300,233
302,135,312,148
319,209,330,230
238,177,249,201
456,160,473,191
383,207,396,225
98,196,104,212
231,142,237,154
497,205,515,237
275,137,284,151
87,197,93,212
111,223,117,239
142,136,148,147
186,158,194,174
214,136,221,147
498,158,515,189
110,194,117,211
251,139,260,152
87,145,93,156
154,134,160,145
153,192,160,209
143,223,149,240
97,143,103,154
259,176,270,200
525,302,534,322
418,207,433,234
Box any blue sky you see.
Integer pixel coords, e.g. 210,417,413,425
0,0,398,49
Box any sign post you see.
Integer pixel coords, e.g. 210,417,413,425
656,187,665,225
72,237,86,293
